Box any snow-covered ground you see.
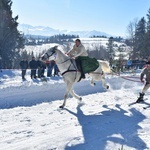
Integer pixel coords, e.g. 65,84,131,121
0,69,150,150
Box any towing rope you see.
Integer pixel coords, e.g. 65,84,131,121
110,70,141,83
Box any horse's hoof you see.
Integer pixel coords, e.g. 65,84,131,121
106,85,109,89
59,105,64,109
90,83,96,86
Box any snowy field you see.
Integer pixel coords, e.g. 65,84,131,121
0,69,150,150
21,38,130,59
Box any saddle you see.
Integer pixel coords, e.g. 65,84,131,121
75,56,99,81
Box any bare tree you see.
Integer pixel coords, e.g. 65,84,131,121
126,18,138,39
126,18,139,58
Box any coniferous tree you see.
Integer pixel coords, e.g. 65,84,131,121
107,37,114,66
134,17,146,58
145,8,150,57
0,0,24,68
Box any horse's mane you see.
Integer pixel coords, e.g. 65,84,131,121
56,45,68,57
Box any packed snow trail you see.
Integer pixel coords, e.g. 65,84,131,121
0,70,150,150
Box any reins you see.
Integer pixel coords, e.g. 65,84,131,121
61,59,79,78
57,58,71,64
45,50,79,78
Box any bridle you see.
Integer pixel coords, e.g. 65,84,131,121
44,47,80,78
45,51,55,58
43,46,57,59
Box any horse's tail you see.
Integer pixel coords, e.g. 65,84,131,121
98,60,112,73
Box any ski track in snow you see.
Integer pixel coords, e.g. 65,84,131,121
0,69,150,150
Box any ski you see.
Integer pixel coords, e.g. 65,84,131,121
128,98,148,107
143,106,150,109
128,102,138,106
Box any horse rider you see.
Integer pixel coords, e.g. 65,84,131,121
67,39,88,79
136,60,150,103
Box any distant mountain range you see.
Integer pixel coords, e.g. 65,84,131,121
18,24,113,38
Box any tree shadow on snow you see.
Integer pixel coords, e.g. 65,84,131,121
64,104,148,150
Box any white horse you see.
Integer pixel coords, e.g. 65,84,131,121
42,46,111,108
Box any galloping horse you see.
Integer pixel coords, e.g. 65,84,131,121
42,46,111,108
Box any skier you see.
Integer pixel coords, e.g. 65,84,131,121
136,61,150,103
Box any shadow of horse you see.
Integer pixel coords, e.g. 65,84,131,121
64,104,147,150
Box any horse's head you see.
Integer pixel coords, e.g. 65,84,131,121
41,46,58,61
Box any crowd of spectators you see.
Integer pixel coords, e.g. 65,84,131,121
19,57,59,80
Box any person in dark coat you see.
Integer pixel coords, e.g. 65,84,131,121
41,61,46,77
19,58,28,80
29,57,38,79
54,63,59,76
37,58,46,78
37,58,42,78
47,60,55,77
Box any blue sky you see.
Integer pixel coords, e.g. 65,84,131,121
12,0,150,37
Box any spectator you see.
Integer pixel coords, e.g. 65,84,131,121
41,61,46,77
127,58,132,70
47,60,55,77
54,63,59,76
37,58,46,78
19,58,28,80
37,58,42,78
29,57,38,79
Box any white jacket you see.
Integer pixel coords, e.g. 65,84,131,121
68,44,88,58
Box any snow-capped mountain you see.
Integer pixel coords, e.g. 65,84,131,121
18,24,112,37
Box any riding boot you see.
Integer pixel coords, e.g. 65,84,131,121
75,58,85,79
136,93,145,103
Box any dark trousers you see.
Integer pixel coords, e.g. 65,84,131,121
75,58,85,78
21,69,26,79
38,68,41,78
47,63,55,77
54,64,59,76
31,69,36,79
38,68,45,78
41,68,45,77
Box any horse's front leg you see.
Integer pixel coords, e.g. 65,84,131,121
70,89,82,101
59,82,73,108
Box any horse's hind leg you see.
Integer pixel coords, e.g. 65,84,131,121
101,75,109,89
90,78,96,86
